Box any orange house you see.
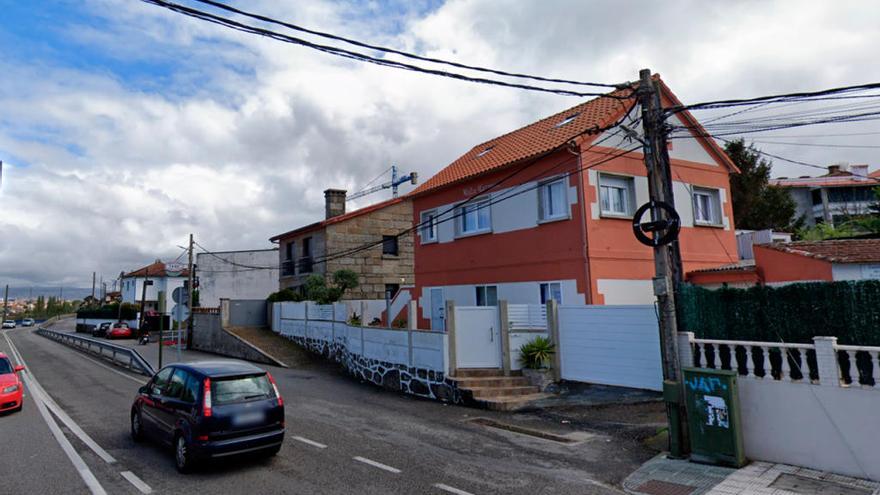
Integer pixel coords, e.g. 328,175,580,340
410,77,739,329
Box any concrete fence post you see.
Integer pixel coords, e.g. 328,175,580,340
499,300,512,377
678,332,695,368
360,301,368,326
407,329,414,368
547,300,561,381
813,336,841,387
220,298,230,328
408,300,418,330
303,302,309,341
446,300,457,377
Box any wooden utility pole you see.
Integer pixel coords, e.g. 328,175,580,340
2,284,8,324
185,233,194,349
637,68,689,456
91,272,96,300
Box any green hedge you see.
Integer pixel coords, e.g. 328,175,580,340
677,281,880,346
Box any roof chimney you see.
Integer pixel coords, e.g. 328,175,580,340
827,164,841,175
324,189,347,219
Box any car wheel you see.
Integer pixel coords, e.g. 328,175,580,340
131,411,144,442
175,434,194,474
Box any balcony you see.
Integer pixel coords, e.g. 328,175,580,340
281,260,295,277
298,257,313,274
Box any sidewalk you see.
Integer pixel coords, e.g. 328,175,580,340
624,455,879,495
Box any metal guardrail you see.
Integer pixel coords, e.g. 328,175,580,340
35,327,156,377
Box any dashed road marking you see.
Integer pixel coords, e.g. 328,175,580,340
120,471,153,494
353,456,401,474
292,436,327,449
434,484,476,495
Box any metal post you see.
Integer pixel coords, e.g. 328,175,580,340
186,233,194,349
638,68,689,457
2,284,8,326
158,290,166,369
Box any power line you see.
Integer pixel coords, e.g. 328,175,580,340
749,140,880,149
667,81,880,114
141,0,631,99
194,241,279,269
191,0,622,89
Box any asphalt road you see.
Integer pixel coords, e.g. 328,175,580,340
0,322,654,494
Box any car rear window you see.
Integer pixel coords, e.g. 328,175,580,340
211,374,273,405
0,358,11,374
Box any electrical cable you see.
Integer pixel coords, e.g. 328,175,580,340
190,0,623,89
141,0,632,99
667,81,880,114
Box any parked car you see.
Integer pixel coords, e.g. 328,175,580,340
131,361,285,473
1,320,15,329
107,322,132,339
92,322,112,338
0,352,25,413
21,318,35,327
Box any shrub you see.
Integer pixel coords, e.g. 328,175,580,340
266,288,303,303
519,336,555,369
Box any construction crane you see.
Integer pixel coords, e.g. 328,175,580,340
346,165,418,201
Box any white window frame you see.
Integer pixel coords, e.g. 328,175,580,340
419,209,438,244
692,186,722,226
538,177,569,222
456,196,492,236
539,282,563,304
599,173,635,218
475,285,498,307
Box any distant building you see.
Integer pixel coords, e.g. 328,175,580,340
688,238,880,287
270,189,414,300
771,163,880,227
735,229,792,260
121,260,189,315
196,248,279,307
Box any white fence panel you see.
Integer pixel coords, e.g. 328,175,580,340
279,302,306,320
508,304,547,330
558,305,662,391
412,331,446,370
363,328,409,364
308,304,335,321
508,330,549,371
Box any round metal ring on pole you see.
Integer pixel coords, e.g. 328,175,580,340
632,200,681,247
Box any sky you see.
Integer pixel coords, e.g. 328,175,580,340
1,0,880,288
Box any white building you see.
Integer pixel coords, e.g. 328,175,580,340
121,260,188,315
196,248,279,308
772,163,880,227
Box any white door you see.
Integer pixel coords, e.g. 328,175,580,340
430,288,445,331
454,307,502,368
558,305,663,391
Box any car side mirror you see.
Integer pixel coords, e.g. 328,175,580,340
13,365,24,373
138,385,148,395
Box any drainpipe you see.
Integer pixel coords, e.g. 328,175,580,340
568,142,593,304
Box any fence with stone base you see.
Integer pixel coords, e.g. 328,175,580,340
271,302,459,403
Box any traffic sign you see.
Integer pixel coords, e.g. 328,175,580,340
172,286,189,304
171,304,190,322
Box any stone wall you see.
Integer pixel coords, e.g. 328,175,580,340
326,199,414,300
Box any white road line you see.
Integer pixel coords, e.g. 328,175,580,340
292,436,327,449
434,484,476,495
3,332,107,495
353,456,402,474
4,332,118,464
120,471,153,494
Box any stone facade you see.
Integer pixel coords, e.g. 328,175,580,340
280,331,460,403
276,199,414,300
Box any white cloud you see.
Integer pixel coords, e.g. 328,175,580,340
1,0,880,286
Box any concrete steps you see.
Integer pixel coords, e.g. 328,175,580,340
450,368,552,411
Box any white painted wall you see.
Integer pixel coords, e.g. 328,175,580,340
557,305,663,391
196,249,280,308
121,276,186,314
832,263,880,281
596,279,655,305
418,279,583,326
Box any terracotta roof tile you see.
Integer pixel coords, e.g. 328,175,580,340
761,239,880,264
412,86,636,195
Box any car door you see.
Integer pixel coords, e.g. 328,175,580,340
162,369,199,438
140,367,173,436
152,367,188,443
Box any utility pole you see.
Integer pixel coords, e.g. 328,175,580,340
138,269,152,334
637,68,689,456
158,290,166,369
2,284,8,324
186,233,194,349
117,271,125,322
91,272,96,300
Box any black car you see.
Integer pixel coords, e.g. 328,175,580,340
92,322,112,338
130,360,285,473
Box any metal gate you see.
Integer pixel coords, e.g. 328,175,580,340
454,306,502,368
558,305,663,391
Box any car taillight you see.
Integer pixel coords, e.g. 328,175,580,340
267,372,283,406
203,378,212,417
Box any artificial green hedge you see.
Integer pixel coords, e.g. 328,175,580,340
677,280,880,346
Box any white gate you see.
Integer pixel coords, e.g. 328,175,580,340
454,306,502,368
558,305,662,391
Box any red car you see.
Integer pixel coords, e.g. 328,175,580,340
108,322,133,339
0,352,25,413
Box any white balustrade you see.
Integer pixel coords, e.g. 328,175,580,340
780,348,791,382
873,351,880,388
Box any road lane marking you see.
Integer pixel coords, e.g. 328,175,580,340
120,471,153,494
3,332,108,495
4,332,118,464
434,484,476,495
292,436,327,449
353,456,402,474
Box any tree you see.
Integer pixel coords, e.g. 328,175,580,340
724,139,802,232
